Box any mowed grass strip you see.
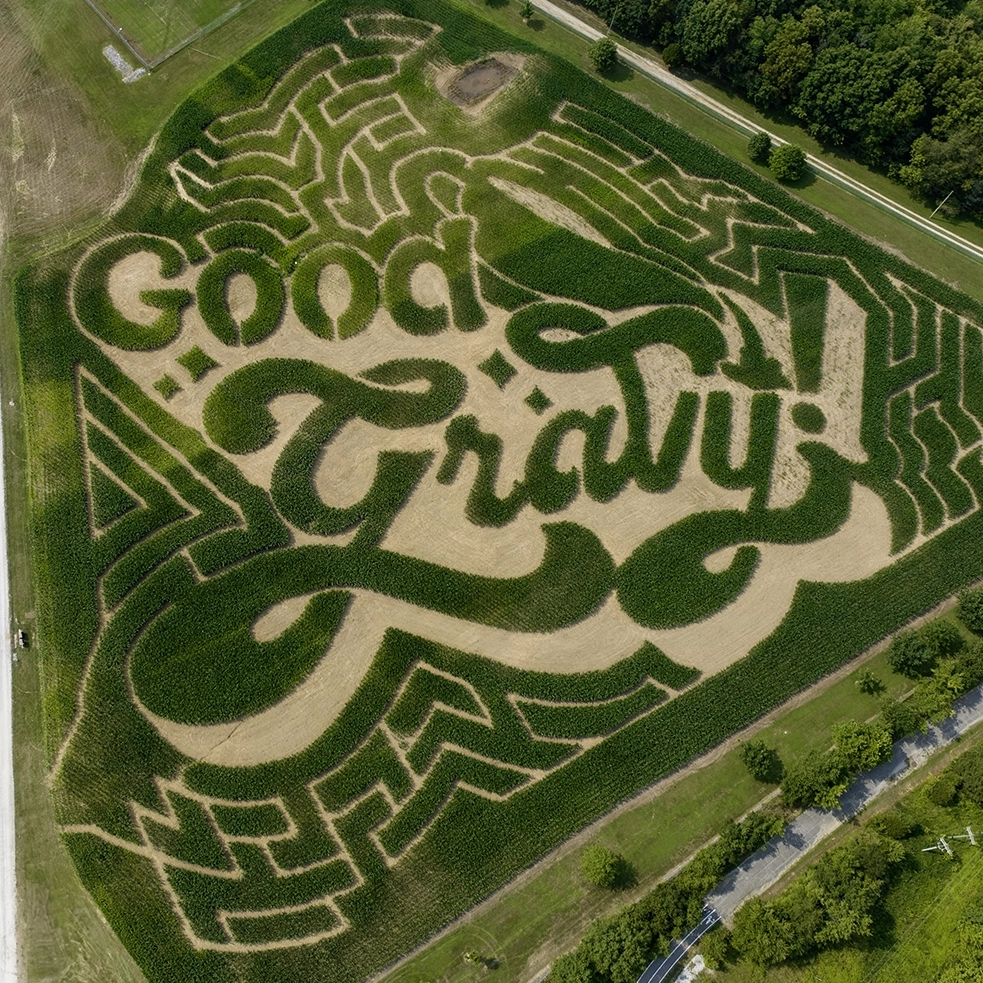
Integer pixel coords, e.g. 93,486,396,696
94,0,243,62
384,647,911,983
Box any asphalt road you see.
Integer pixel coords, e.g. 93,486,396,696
637,906,719,983
530,0,983,266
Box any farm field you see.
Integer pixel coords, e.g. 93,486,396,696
11,1,983,982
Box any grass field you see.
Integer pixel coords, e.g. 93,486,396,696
9,0,983,982
91,0,247,65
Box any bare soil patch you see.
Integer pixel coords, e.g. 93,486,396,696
435,53,525,116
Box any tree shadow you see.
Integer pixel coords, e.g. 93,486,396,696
527,16,547,30
780,168,818,190
613,855,638,889
605,61,635,83
484,0,509,8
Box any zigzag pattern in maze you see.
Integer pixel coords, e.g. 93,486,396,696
64,637,693,949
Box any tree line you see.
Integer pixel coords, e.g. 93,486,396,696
575,0,983,220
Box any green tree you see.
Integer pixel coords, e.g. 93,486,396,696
731,897,796,965
832,719,893,773
960,587,983,635
769,143,807,181
699,925,730,969
581,910,653,983
662,42,685,69
780,750,847,809
739,739,782,782
520,0,534,19
588,37,618,74
925,772,960,807
746,131,772,163
888,628,937,677
548,950,597,983
581,843,623,888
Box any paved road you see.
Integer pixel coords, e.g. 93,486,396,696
637,906,719,983
529,0,983,266
0,381,17,983
707,683,983,921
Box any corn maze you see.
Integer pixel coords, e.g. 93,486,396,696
14,1,983,980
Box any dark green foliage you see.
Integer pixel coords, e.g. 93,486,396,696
661,43,684,70
785,274,828,392
525,387,552,414
959,586,983,636
954,745,983,807
580,843,625,889
925,772,960,807
476,263,540,311
956,640,983,689
89,466,139,528
548,950,597,983
176,346,219,381
747,132,771,164
792,402,826,434
769,144,807,183
197,250,285,345
211,803,290,838
889,627,941,678
699,925,730,969
73,236,193,351
588,37,618,74
517,683,666,740
865,808,918,840
291,245,377,339
831,719,893,773
153,375,181,400
478,350,517,389
780,749,848,809
739,739,783,784
732,831,900,965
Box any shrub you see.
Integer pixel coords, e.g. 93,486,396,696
700,925,730,969
747,131,771,163
739,739,782,783
581,843,624,889
588,37,618,74
769,143,807,182
780,750,848,809
662,43,684,70
856,669,883,695
888,628,938,678
960,586,983,635
925,773,960,806
865,809,917,840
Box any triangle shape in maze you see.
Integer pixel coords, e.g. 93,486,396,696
87,461,142,531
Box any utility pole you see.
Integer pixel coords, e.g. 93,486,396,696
930,190,955,218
